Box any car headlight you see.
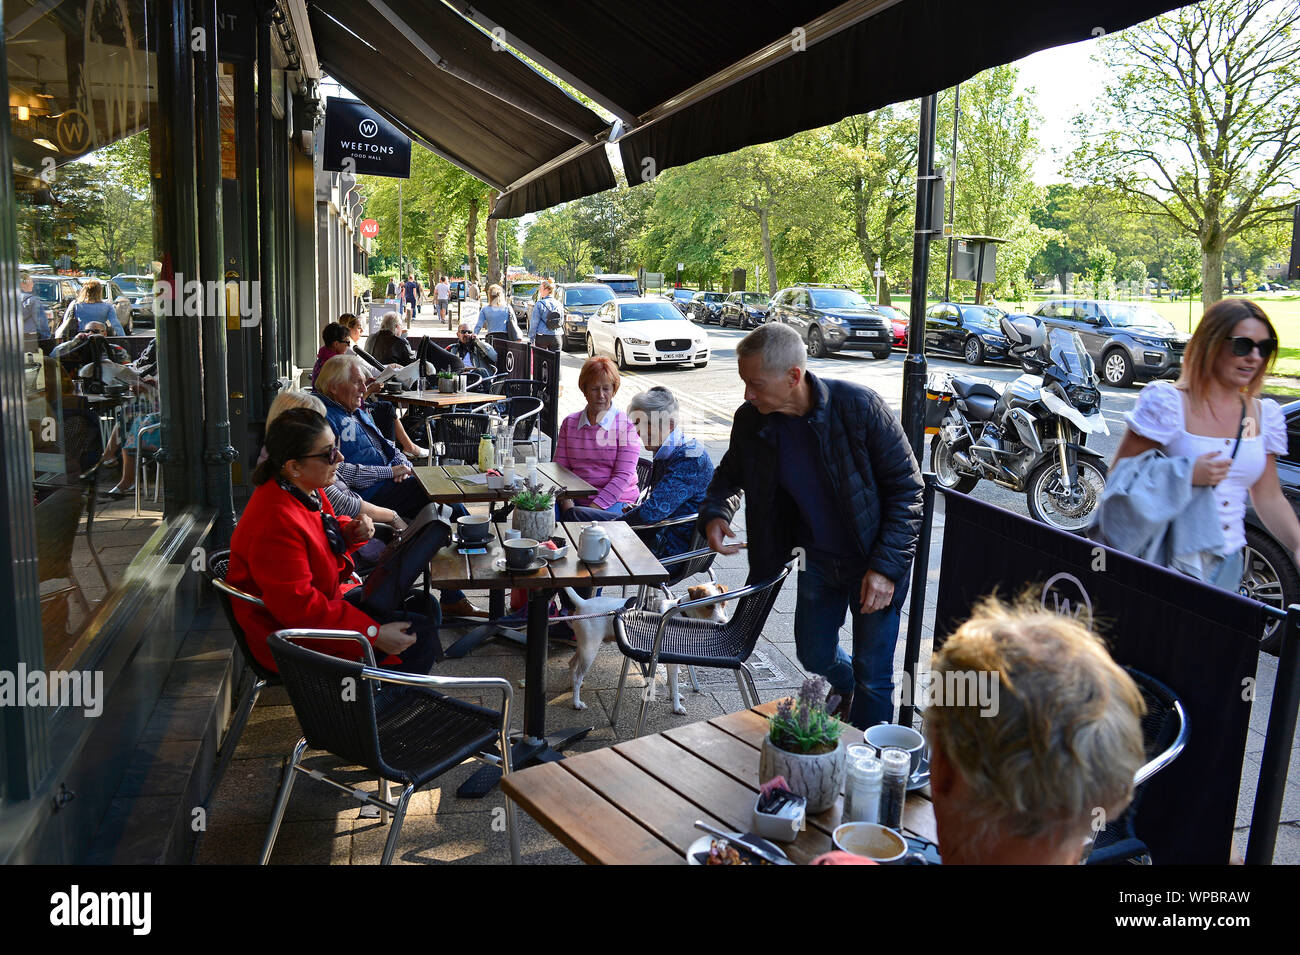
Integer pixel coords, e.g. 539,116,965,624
623,337,649,345
1132,336,1167,347
823,314,845,325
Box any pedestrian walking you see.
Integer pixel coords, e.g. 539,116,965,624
402,272,422,321
435,274,450,323
528,278,563,352
699,322,923,728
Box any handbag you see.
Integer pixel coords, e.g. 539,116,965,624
359,503,453,612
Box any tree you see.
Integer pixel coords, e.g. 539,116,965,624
1070,0,1300,305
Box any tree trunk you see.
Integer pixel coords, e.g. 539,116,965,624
466,197,480,285
1201,240,1225,307
759,207,778,296
485,190,500,287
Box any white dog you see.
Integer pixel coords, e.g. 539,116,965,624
563,584,729,715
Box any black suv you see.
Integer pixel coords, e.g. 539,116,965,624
556,282,616,351
719,291,770,328
685,290,726,324
768,284,891,358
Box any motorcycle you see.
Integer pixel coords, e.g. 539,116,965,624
928,317,1110,532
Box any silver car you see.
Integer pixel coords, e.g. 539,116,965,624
1032,299,1189,388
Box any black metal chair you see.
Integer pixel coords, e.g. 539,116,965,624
469,371,510,394
262,629,519,865
205,549,281,790
492,377,546,402
634,457,653,505
424,412,493,465
611,559,794,737
1085,667,1188,865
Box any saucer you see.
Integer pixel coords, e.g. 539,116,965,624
493,556,548,573
906,756,931,792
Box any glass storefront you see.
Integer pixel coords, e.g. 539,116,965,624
11,0,166,672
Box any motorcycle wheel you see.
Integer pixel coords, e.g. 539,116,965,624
930,434,979,494
1026,456,1109,532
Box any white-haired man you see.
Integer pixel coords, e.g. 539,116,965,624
699,322,923,728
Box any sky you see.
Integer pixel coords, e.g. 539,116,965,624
1012,38,1109,185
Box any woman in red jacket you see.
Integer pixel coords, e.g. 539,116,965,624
227,407,440,674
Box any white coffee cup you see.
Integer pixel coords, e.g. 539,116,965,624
832,822,908,864
864,723,926,777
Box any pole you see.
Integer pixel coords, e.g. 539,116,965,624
1246,606,1300,863
902,94,939,462
398,180,404,284
944,84,959,303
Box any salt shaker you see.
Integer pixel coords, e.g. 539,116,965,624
526,455,538,485
503,455,516,487
842,744,871,819
878,747,910,830
847,755,883,824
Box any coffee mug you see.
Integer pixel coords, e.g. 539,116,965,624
504,538,539,569
832,822,908,864
457,515,491,542
864,723,926,777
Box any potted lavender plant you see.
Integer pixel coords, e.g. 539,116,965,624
510,480,556,542
758,676,846,813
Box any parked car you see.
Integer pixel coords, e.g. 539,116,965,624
556,281,616,351
873,304,909,349
768,284,892,359
1031,298,1189,388
584,273,640,297
923,302,1015,365
509,281,541,323
112,274,156,327
718,291,770,328
665,287,696,314
34,275,134,334
685,290,726,324
1243,399,1300,654
585,296,709,369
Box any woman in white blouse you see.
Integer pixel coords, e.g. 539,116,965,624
1114,299,1300,590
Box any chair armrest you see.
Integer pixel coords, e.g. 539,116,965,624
658,545,716,568
214,577,267,608
359,669,514,734
627,513,698,533
1134,699,1187,786
274,628,378,668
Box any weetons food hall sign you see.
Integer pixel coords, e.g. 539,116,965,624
322,97,411,179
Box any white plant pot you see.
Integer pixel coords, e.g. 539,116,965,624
512,507,555,542
759,735,846,815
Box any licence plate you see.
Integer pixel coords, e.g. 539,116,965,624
663,352,687,360
855,330,880,338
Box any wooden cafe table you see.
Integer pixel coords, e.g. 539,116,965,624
414,462,599,657
382,388,500,411
428,519,668,794
501,701,939,864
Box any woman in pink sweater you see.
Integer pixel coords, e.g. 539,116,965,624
555,356,642,521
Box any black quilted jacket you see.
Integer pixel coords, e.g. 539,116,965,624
698,371,924,590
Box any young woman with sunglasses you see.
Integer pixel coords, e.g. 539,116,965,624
1114,298,1300,590
226,407,440,674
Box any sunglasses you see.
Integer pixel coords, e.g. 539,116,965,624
299,445,343,465
1228,336,1277,359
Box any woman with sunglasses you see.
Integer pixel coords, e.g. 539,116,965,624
1114,298,1300,590
227,407,440,674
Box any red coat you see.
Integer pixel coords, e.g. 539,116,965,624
227,480,381,673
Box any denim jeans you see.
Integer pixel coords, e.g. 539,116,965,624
1206,549,1245,593
793,557,902,729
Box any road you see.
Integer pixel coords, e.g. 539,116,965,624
549,321,1143,521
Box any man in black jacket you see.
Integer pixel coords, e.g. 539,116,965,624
700,323,923,728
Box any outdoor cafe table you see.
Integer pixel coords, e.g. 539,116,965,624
501,701,939,864
415,462,600,657
381,389,499,410
428,519,668,794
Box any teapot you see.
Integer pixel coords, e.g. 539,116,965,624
577,525,612,563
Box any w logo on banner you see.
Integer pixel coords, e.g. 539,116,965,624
358,118,378,138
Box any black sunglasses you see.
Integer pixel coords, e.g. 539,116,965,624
299,444,343,465
1228,336,1276,359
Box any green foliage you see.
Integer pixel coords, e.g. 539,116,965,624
511,481,555,511
769,677,842,755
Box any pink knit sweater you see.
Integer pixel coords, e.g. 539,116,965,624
553,408,642,509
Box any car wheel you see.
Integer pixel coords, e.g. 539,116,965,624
1242,527,1297,656
694,360,708,369
808,326,827,359
586,335,595,359
964,336,985,365
1102,348,1135,388
873,349,890,360
615,340,627,370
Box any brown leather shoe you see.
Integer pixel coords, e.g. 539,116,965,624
441,598,489,618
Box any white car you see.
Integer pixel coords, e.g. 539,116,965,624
585,296,710,369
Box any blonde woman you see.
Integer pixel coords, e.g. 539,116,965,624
57,278,124,337
1113,298,1300,592
473,283,521,340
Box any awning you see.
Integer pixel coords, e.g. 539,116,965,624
309,0,1192,218
307,0,613,193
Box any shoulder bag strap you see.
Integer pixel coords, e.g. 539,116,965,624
1230,396,1247,460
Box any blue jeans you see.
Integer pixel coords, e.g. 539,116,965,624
793,557,902,729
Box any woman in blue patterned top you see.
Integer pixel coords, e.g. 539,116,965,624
621,386,715,558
